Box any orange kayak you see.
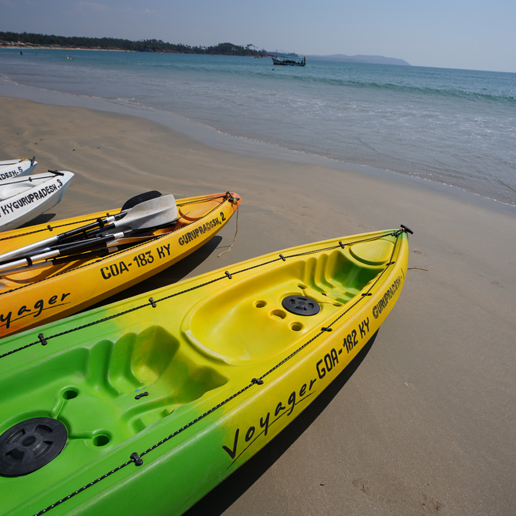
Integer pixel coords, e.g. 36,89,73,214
0,190,241,337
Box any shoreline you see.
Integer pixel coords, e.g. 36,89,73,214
1,88,515,516
1,75,514,211
1,45,133,51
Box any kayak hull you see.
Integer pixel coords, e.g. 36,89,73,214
0,227,409,516
0,157,38,183
0,171,74,231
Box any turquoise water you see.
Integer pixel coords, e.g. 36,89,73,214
1,48,515,205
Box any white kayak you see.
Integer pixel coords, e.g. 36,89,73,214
0,171,74,231
0,158,38,183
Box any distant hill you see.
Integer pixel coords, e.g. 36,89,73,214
307,54,410,66
0,31,268,56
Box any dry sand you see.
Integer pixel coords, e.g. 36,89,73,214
1,94,516,516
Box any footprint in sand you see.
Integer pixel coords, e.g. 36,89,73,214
352,478,445,514
421,493,445,514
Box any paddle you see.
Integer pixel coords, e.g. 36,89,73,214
0,214,181,274
48,195,177,250
50,190,164,247
47,190,163,247
0,193,175,263
0,232,143,273
0,233,160,276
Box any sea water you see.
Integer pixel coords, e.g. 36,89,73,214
1,48,515,205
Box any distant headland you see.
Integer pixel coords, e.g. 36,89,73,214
308,54,411,66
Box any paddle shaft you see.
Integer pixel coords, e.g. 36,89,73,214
31,215,180,256
0,234,159,275
0,231,130,272
0,246,120,275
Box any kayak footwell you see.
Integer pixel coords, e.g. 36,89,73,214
0,325,228,482
183,244,390,364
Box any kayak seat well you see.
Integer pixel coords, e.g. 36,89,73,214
183,245,390,364
0,326,228,466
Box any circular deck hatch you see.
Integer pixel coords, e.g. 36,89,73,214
0,417,67,477
282,295,321,316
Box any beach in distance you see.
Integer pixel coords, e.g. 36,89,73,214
0,56,516,515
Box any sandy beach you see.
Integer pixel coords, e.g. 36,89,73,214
1,93,515,515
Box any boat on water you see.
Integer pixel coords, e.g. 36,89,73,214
0,157,37,182
0,226,410,516
0,170,74,232
0,190,241,337
272,55,306,66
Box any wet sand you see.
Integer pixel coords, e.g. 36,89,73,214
1,94,515,516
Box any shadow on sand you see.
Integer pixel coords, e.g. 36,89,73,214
21,212,57,227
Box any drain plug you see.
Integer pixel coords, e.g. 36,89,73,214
282,295,321,316
0,417,67,477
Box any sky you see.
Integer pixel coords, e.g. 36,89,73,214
1,0,515,73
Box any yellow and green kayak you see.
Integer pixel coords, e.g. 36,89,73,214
0,226,411,516
0,191,241,337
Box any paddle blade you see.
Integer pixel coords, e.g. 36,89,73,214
114,194,178,231
121,190,162,211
